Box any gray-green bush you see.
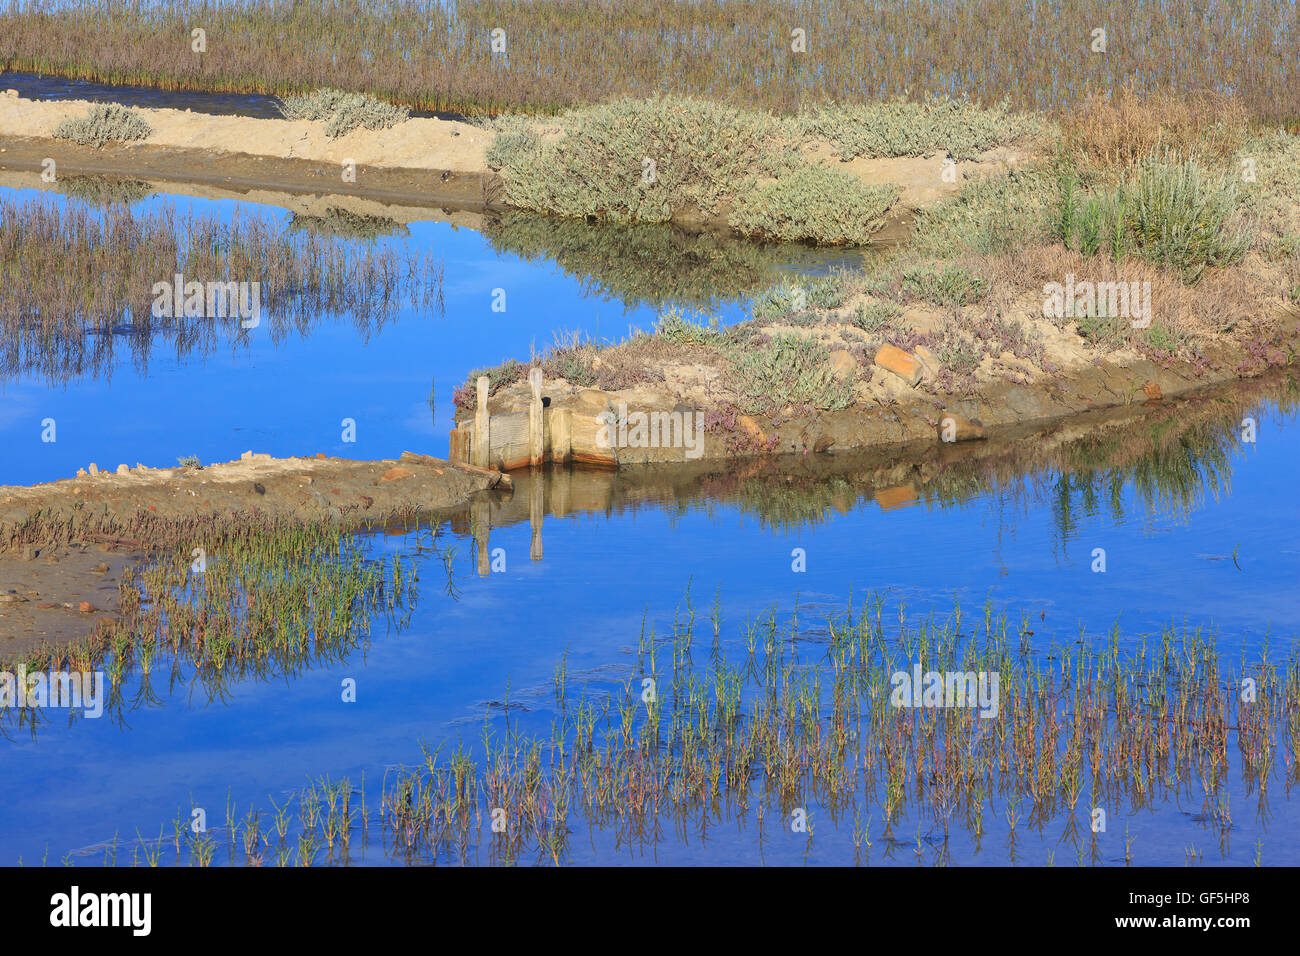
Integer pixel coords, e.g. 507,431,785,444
729,165,898,244
53,104,153,147
278,88,410,137
797,95,1037,162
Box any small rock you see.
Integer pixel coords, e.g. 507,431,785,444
360,495,374,508
0,591,27,605
90,562,109,574
381,466,415,482
253,482,266,495
4,89,17,97
828,349,856,380
88,463,99,476
1142,381,1162,402
116,463,129,475
874,345,925,387
78,601,97,614
315,452,327,459
241,450,253,460
76,468,88,477
813,435,835,453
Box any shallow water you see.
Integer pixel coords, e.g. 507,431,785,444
0,184,864,487
2,182,1299,866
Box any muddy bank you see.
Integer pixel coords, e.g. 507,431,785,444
0,451,509,662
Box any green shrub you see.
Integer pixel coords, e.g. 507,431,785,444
53,104,153,147
279,88,410,137
727,333,854,413
1055,158,1252,282
1125,158,1252,282
729,165,898,244
796,95,1036,162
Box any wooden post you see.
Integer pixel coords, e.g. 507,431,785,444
473,376,490,468
473,499,490,576
529,471,543,562
528,367,544,468
551,408,572,464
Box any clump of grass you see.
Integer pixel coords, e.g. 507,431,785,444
726,333,854,414
869,264,990,307
750,274,849,321
654,309,720,345
852,299,904,333
278,88,410,138
911,166,1056,256
729,165,898,244
53,103,153,147
176,455,202,469
452,358,526,410
797,94,1036,162
1054,157,1253,283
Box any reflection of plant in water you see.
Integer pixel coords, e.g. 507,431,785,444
0,196,444,385
482,211,825,310
287,207,410,241
0,516,463,738
55,175,155,207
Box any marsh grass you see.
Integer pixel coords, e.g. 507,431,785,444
5,1,1300,122
0,512,447,734
115,588,1300,866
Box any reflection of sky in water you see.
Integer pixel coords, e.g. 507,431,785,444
4,397,1300,865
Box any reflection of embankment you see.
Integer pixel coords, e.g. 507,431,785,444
0,193,445,384
451,371,1298,563
481,211,866,310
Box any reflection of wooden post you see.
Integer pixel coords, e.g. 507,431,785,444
550,463,571,517
528,367,544,468
473,500,490,576
529,473,543,562
473,376,490,468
